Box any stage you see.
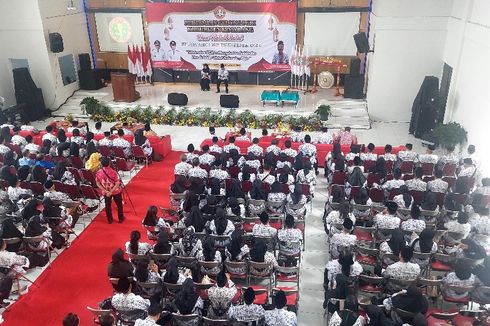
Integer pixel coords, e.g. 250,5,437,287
55,82,371,129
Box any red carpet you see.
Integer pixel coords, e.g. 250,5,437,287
2,151,181,326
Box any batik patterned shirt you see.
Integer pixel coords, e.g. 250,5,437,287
266,145,281,156
374,213,401,229
174,162,192,176
418,154,439,164
209,144,223,154
330,233,357,258
223,144,240,154
252,224,277,238
199,153,215,166
264,308,297,326
247,145,264,157
113,137,132,156
384,261,420,280
277,228,303,255
316,132,333,144
111,293,150,312
188,167,208,179
398,150,418,162
427,178,449,193
405,178,427,192
360,152,377,161
281,148,297,158
233,304,265,322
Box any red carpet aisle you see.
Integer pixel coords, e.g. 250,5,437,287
2,152,181,326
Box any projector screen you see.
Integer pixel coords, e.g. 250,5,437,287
304,12,360,56
94,12,145,52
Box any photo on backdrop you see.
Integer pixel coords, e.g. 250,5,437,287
146,2,296,72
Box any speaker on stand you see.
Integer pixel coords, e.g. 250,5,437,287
49,33,64,53
78,53,92,71
13,67,47,122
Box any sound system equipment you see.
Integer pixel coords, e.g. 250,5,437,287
220,94,239,108
13,67,47,122
344,74,364,99
168,92,188,106
173,70,189,83
350,58,361,76
353,32,369,53
78,53,91,71
409,76,440,138
78,69,104,90
49,33,64,53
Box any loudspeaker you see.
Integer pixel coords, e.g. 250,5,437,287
353,32,369,53
350,58,361,76
78,53,91,71
13,67,47,122
344,74,364,99
220,94,239,108
49,33,64,53
409,76,440,138
78,69,104,90
168,93,188,106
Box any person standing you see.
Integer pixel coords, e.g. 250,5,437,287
167,40,181,61
200,64,211,91
216,63,229,93
96,156,125,224
151,40,165,61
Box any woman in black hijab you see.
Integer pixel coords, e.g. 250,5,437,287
163,257,182,284
31,165,48,184
170,175,189,194
380,228,405,267
293,152,304,171
184,206,206,232
390,284,429,321
250,179,267,201
174,278,202,316
370,157,386,177
16,165,30,182
22,199,41,221
365,304,397,326
107,247,134,279
200,195,217,216
421,191,438,211
3,151,17,168
208,178,222,196
200,64,211,91
226,179,245,199
330,295,363,326
152,231,172,255
40,139,52,155
182,190,199,213
0,219,24,252
69,142,80,157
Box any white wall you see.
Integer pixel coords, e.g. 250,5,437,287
0,0,91,110
366,0,452,122
443,0,490,175
0,0,52,108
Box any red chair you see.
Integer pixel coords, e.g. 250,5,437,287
63,184,81,199
228,166,240,179
66,167,82,184
70,156,84,169
400,161,414,174
29,181,45,196
349,186,361,200
369,188,384,203
301,184,311,197
261,183,271,194
403,174,414,181
113,147,129,159
80,169,97,188
19,181,30,190
388,188,400,200
421,163,434,176
442,164,457,176
384,160,394,173
410,190,425,205
132,145,152,166
367,173,382,187
115,157,136,176
423,175,435,182
7,144,21,155
52,180,64,192
98,146,112,157
331,171,346,185
80,184,102,201
453,193,469,206
435,192,445,206
241,180,252,193
363,160,376,172
281,183,290,195
442,176,456,189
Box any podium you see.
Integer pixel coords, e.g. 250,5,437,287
110,72,140,102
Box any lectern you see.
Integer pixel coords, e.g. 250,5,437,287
110,72,140,102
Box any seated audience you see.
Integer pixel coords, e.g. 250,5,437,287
232,287,265,323
383,246,420,281
264,290,297,326
174,278,204,318
207,270,237,319
125,230,152,256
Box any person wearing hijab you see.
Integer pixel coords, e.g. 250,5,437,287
326,143,342,176
200,194,217,216
401,204,425,234
392,185,413,209
134,260,161,300
200,237,222,276
42,197,77,238
324,249,362,295
224,229,250,275
85,152,101,173
382,284,428,324
40,139,54,156
411,228,437,266
181,205,206,233
446,238,486,260
350,187,372,220
25,214,64,255
444,211,471,239
16,165,30,182
330,218,357,259
442,259,476,300
174,226,203,258
134,129,152,157
170,175,189,208
226,197,245,218
208,207,235,247
248,179,267,216
0,219,24,252
473,257,490,302
174,278,204,319
150,231,173,256
3,150,18,168
52,161,76,185
285,183,307,220
207,178,223,196
249,238,278,276
0,238,29,278
328,295,365,326
421,191,439,212
346,165,366,190
188,176,205,195
31,165,48,185
369,157,387,178
162,257,187,285
200,63,211,91
379,228,406,266
330,185,345,204
226,179,245,199
0,189,17,219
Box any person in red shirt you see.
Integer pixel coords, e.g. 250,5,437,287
96,156,125,224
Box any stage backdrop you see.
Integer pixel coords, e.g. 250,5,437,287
146,2,296,72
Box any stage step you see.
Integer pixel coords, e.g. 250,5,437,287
317,99,371,129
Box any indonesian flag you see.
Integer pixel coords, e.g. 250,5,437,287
304,47,311,77
132,44,140,76
127,45,135,74
143,45,152,77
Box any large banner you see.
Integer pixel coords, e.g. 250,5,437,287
146,3,296,72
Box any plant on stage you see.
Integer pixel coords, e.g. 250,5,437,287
314,104,331,121
433,122,467,147
81,97,102,115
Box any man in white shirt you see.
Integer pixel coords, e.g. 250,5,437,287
151,40,165,61
135,304,161,326
216,63,229,93
111,278,150,314
42,125,58,145
264,290,297,326
223,136,240,154
383,246,421,281
99,131,113,147
397,143,418,162
266,139,281,156
316,126,333,144
166,40,181,61
112,129,132,156
92,121,104,135
418,144,438,164
209,136,223,154
24,135,40,154
247,138,264,157
11,126,27,148
174,154,192,176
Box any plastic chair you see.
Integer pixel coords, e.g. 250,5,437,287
421,162,434,175
132,145,151,166
29,181,45,197
171,313,200,325
70,156,84,169
98,145,112,157
248,261,274,290
86,306,113,326
224,261,248,281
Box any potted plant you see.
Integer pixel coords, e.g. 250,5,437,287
315,104,331,121
80,97,100,115
433,122,467,148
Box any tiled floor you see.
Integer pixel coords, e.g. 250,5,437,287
24,116,431,325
